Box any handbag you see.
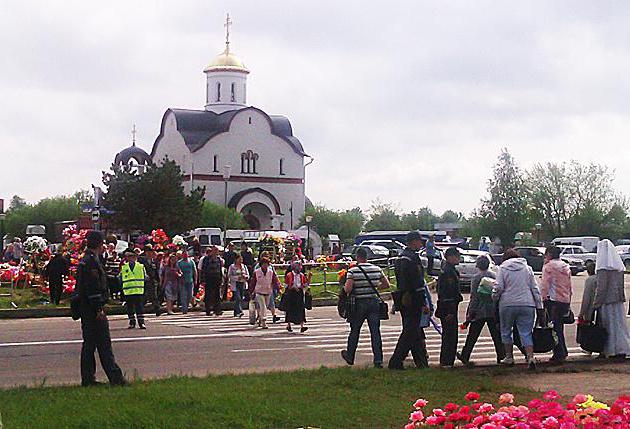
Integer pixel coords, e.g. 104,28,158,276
70,291,81,321
304,291,313,310
562,309,575,325
337,287,351,319
533,326,558,353
576,323,607,353
278,292,288,312
357,265,389,320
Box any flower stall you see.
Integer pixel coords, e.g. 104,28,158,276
404,390,630,429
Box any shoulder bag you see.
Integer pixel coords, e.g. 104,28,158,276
356,265,389,320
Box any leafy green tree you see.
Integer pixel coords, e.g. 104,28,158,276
301,205,365,244
8,195,27,212
438,210,465,224
4,195,84,241
200,201,247,229
401,207,438,231
364,199,403,231
478,149,530,246
102,159,205,236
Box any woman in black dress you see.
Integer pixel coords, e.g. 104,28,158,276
284,261,311,333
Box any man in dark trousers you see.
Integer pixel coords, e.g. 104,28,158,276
202,246,224,316
45,250,69,305
436,246,463,368
140,244,161,316
77,230,125,386
223,242,237,300
388,231,430,370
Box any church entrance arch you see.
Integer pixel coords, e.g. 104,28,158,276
228,187,282,231
241,202,272,230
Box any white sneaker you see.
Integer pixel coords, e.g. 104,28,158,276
500,357,515,366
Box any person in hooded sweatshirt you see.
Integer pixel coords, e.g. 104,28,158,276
593,239,630,359
492,248,544,370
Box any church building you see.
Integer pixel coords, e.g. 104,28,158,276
116,16,309,231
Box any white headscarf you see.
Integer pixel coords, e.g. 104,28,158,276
595,239,625,272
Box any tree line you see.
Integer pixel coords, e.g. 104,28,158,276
4,150,628,246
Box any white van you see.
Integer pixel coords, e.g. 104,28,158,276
185,228,223,248
552,236,599,253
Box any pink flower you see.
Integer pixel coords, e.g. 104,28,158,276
529,399,544,409
542,416,559,428
404,424,415,429
499,393,515,405
444,424,455,429
433,408,446,416
479,403,495,414
410,410,424,422
414,399,429,408
543,390,561,401
573,394,588,404
490,412,509,423
466,392,481,402
473,415,486,426
425,416,442,425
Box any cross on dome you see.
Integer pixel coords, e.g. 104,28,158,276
224,13,232,54
131,124,137,146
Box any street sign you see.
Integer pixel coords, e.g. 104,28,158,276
92,208,100,222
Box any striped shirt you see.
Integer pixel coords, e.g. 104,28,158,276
347,263,384,299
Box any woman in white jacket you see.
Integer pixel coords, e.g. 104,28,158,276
493,249,544,369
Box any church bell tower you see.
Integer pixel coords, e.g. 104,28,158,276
204,14,250,113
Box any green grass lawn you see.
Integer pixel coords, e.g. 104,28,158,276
0,286,56,309
0,367,533,429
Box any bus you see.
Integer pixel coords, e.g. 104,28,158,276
355,230,449,245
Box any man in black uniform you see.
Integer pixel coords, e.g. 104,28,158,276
140,244,162,316
388,231,430,370
436,246,462,368
77,230,126,386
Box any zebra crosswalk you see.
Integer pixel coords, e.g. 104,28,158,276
135,311,587,366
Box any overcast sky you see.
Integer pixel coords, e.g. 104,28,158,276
1,1,629,215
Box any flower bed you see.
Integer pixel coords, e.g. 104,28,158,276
405,390,630,429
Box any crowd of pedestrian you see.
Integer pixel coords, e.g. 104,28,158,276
69,229,630,386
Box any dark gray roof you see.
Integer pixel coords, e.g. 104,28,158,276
114,145,151,165
151,106,306,158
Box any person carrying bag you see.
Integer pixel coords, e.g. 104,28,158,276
340,247,391,368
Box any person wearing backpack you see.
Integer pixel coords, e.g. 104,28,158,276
457,256,504,366
388,231,430,370
340,247,390,368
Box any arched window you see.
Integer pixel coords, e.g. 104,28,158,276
216,82,221,102
230,82,236,102
213,155,218,172
279,158,285,175
240,151,259,174
252,153,259,174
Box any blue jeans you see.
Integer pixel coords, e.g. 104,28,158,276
233,282,245,316
346,298,383,365
179,282,193,313
499,306,535,347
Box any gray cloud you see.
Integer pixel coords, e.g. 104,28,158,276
1,0,629,216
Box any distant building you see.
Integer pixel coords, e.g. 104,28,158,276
434,222,463,238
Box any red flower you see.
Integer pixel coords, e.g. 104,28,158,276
445,403,459,412
543,390,561,401
465,392,481,402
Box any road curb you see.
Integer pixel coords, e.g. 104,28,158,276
0,292,396,319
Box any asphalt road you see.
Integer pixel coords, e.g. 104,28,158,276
1,274,629,388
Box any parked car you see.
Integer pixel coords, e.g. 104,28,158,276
348,244,390,266
556,245,597,265
457,250,497,289
552,236,599,253
492,246,585,276
419,247,444,275
616,246,630,271
360,239,406,257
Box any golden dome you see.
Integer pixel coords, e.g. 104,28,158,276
204,49,249,73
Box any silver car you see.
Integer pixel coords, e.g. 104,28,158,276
457,250,497,288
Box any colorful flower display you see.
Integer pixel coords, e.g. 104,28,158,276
24,236,48,254
404,391,630,429
172,235,187,247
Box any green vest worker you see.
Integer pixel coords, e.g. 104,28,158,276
121,251,147,329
